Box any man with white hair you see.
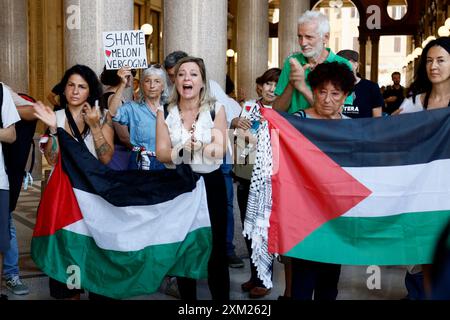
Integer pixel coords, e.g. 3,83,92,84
273,10,352,114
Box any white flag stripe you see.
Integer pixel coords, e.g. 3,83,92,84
64,178,210,252
343,159,450,218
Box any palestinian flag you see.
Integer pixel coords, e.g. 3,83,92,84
31,129,211,299
262,107,450,265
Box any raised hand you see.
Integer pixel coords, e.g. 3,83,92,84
82,102,101,129
289,58,309,91
117,66,133,87
33,101,57,132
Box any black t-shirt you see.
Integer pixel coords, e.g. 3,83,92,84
342,79,384,118
383,85,405,114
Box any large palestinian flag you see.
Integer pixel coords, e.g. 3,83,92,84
31,129,211,299
261,107,450,266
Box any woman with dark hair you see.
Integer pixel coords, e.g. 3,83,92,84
156,56,229,301
33,64,114,299
396,37,450,300
232,67,281,298
399,37,450,113
99,66,136,170
291,61,355,300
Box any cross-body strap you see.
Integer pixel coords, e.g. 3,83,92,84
65,108,86,147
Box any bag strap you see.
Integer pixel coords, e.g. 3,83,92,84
65,108,86,147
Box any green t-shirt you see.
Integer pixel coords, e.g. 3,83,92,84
274,48,354,114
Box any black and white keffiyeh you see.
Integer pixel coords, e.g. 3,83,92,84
242,120,274,288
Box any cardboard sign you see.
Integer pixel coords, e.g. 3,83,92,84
103,30,148,70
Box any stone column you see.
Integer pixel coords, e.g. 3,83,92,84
236,0,269,100
370,34,380,84
358,34,368,79
278,0,310,66
0,0,28,93
164,0,228,89
64,0,134,75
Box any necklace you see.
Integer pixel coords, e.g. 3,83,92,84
178,106,200,135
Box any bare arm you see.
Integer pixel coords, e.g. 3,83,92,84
33,101,59,166
272,83,294,112
156,110,176,164
0,124,16,144
83,106,114,164
108,67,132,117
17,105,38,121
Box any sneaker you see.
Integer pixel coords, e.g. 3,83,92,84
228,254,244,268
5,276,29,295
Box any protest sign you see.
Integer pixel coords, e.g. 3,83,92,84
103,30,148,69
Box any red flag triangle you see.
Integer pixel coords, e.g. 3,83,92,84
262,109,372,254
33,154,83,237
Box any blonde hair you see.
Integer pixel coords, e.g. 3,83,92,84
168,56,216,112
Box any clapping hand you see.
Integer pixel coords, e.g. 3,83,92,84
33,101,57,133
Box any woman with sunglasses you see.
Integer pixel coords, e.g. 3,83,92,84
156,56,230,301
109,65,169,170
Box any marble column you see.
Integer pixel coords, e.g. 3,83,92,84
0,0,28,93
164,0,228,89
358,34,368,79
64,0,134,75
236,0,268,100
278,0,310,66
370,35,380,84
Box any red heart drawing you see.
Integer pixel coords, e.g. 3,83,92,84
245,106,251,112
105,50,112,57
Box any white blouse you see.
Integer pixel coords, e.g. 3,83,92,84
399,95,424,114
162,102,223,174
56,109,108,159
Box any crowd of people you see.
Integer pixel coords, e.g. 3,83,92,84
1,8,450,301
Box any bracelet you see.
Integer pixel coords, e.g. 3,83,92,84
49,129,57,136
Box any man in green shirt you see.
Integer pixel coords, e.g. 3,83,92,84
273,10,352,114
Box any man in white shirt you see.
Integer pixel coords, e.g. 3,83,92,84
0,83,20,300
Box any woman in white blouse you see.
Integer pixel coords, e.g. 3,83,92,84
156,56,229,301
399,37,450,114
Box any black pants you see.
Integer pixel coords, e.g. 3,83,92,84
237,181,272,288
291,258,341,300
177,169,230,301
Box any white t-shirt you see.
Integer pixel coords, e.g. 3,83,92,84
162,102,224,174
0,85,21,190
399,95,425,114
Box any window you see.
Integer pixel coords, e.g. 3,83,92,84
394,37,401,53
351,7,356,18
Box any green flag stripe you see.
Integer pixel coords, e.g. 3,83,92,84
285,211,450,265
31,227,211,299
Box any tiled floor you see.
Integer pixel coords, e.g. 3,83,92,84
4,182,408,300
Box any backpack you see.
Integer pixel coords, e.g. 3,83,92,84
0,83,37,212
